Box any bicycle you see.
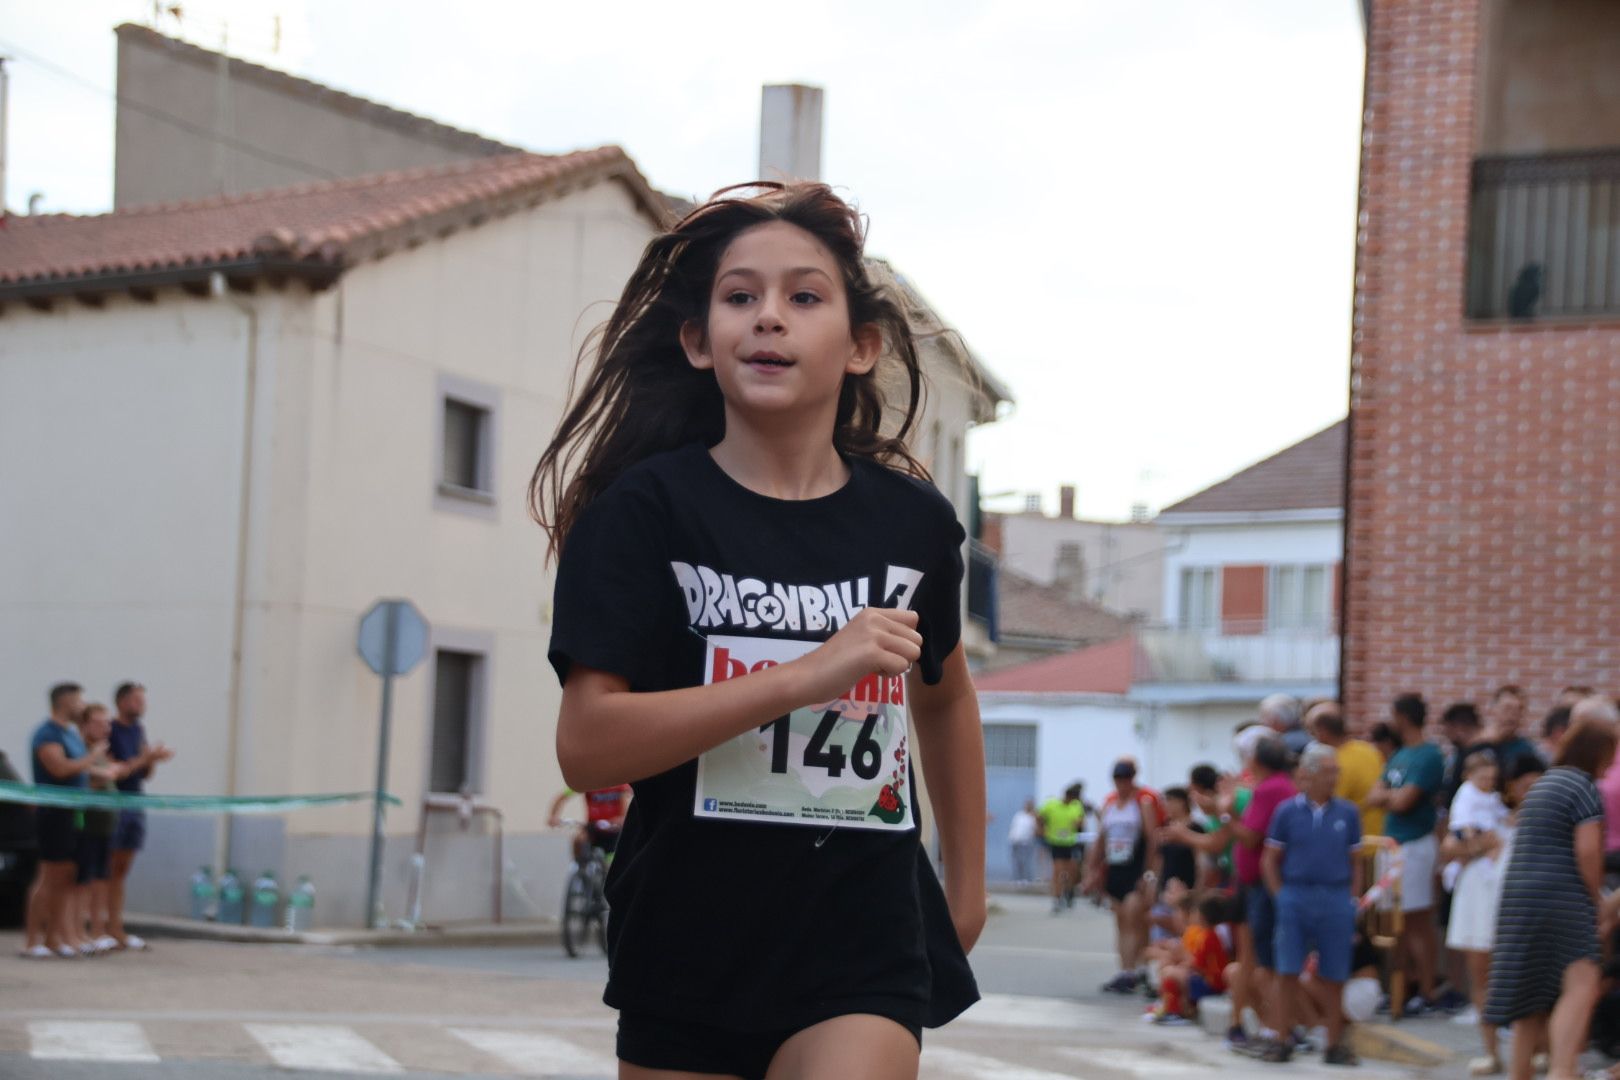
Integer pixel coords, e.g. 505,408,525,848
557,819,610,958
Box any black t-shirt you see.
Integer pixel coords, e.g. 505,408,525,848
548,444,979,1032
1161,821,1203,890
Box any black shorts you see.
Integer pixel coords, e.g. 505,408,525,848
76,834,111,884
36,808,78,863
617,1009,922,1079
1046,843,1077,862
114,809,146,852
1105,861,1145,902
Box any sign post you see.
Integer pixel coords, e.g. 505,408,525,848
357,599,429,929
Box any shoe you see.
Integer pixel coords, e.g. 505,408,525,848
1453,1005,1480,1025
1154,1014,1192,1027
1258,1039,1294,1064
94,935,120,953
1432,987,1469,1014
1292,1026,1321,1054
77,942,99,957
1324,1043,1360,1066
1375,993,1391,1015
1533,1052,1549,1074
1467,1054,1503,1076
1401,994,1432,1017
54,945,78,959
121,934,148,951
1225,1026,1251,1053
18,945,53,959
1101,971,1137,994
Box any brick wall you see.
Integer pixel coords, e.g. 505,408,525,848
1345,0,1620,727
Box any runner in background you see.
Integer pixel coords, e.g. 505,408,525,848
1038,784,1085,912
1086,758,1164,995
547,785,632,862
536,182,986,1079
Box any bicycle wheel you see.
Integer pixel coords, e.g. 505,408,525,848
561,868,592,958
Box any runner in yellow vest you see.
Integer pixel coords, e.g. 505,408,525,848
1039,784,1086,913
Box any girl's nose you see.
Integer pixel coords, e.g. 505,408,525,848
754,294,786,333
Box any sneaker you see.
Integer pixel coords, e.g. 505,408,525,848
1154,1014,1192,1027
1225,1026,1251,1053
1453,1005,1481,1025
1292,1026,1321,1054
93,935,120,953
18,945,53,959
120,934,148,951
1259,1039,1294,1064
54,945,79,959
1324,1043,1360,1066
1375,993,1391,1016
1467,1054,1503,1076
1432,987,1469,1014
1102,971,1139,994
1402,994,1433,1017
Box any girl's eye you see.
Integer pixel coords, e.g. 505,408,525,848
724,291,754,305
791,291,822,305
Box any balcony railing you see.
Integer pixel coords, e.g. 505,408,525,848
1467,148,1620,320
1134,620,1339,685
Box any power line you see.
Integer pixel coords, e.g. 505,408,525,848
0,36,341,188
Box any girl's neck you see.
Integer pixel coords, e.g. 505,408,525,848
709,410,848,501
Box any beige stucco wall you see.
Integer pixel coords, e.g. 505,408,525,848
114,29,510,209
997,514,1163,619
1475,0,1620,155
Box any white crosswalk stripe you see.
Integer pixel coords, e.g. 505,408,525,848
448,1027,618,1076
245,1023,404,1073
28,1020,160,1063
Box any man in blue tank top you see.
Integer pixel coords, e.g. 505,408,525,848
105,682,173,951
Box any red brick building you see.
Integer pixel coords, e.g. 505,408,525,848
1344,0,1620,725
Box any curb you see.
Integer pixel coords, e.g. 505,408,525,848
125,913,562,949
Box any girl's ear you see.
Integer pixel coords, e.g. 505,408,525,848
680,319,714,371
846,323,882,376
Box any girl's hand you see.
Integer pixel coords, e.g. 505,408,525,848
949,886,988,954
792,608,921,705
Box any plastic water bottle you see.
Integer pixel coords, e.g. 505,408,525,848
284,875,315,932
249,871,281,928
188,866,216,921
216,869,245,924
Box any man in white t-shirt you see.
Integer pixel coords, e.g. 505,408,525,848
1008,798,1039,885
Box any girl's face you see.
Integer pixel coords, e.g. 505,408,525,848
681,221,879,425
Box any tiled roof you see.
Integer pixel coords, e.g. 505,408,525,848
1158,420,1347,516
0,149,666,300
116,24,521,159
997,568,1135,645
974,636,1139,694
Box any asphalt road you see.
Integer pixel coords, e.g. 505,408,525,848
0,892,1496,1078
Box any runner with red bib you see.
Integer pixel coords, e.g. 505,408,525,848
548,785,631,862
1085,758,1166,994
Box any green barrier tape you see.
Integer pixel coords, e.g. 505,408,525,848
0,780,399,814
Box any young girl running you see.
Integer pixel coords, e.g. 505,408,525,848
533,182,987,1080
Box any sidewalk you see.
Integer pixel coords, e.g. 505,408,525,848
124,912,560,949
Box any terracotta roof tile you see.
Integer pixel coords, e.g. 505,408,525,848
0,149,666,298
1159,420,1347,516
974,636,1140,694
997,569,1135,645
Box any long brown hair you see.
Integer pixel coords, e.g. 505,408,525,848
529,182,928,556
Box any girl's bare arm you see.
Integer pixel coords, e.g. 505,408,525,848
910,644,988,953
557,608,922,791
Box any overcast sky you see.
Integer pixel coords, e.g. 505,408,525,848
2,0,1365,519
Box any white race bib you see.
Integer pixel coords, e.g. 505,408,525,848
693,635,913,832
1106,836,1136,865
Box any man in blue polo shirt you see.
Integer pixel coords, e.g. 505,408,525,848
1263,742,1363,1067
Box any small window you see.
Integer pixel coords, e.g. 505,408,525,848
1267,564,1332,631
429,649,482,794
435,375,500,517
1057,541,1082,563
442,399,488,492
1178,567,1218,630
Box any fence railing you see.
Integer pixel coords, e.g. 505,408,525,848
1467,148,1620,320
1134,622,1338,684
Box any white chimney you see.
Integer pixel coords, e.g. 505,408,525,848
759,84,823,182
